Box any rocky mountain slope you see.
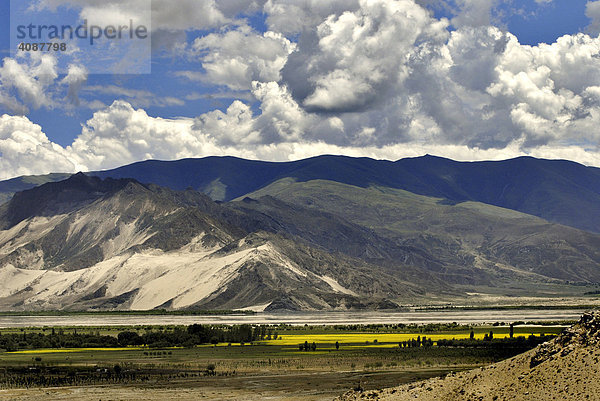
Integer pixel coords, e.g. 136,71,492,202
2,167,600,311
241,179,600,286
0,174,434,311
337,311,600,401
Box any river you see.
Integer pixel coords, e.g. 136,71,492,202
0,309,587,327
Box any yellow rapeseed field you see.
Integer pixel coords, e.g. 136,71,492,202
263,332,515,346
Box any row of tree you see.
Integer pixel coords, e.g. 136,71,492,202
399,336,435,347
0,324,267,351
437,334,555,348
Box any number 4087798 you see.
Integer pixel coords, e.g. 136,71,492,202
18,42,67,52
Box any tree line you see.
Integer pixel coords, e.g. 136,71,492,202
436,334,555,349
0,324,272,351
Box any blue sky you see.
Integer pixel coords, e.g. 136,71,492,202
504,2,589,42
0,0,600,179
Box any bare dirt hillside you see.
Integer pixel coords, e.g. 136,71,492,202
337,311,600,401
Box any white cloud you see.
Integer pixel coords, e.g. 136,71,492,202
61,64,88,106
487,32,600,147
451,0,497,28
252,81,315,143
184,90,255,102
586,1,600,35
0,115,83,179
156,0,600,158
35,0,230,30
446,26,509,92
193,81,312,146
264,0,360,34
2,97,600,182
34,0,266,33
33,0,257,52
68,101,198,170
151,0,226,31
0,54,58,113
272,2,600,152
194,100,259,146
0,54,96,113
188,25,296,90
282,0,449,113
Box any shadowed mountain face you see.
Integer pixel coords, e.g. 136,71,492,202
75,155,600,233
0,173,137,230
0,175,439,311
2,155,598,232
0,173,72,205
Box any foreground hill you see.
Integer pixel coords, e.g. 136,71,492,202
337,311,600,401
0,174,433,311
2,155,600,232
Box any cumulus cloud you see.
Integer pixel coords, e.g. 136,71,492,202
451,0,498,28
216,0,267,17
68,101,199,170
413,0,502,29
264,0,360,34
61,64,88,106
272,0,600,152
0,54,92,113
281,0,449,114
488,32,600,147
194,101,260,146
186,25,296,90
34,0,265,36
587,1,600,35
0,115,83,179
4,99,600,182
35,0,232,30
0,54,58,113
33,0,261,51
193,81,313,146
0,102,200,179
151,0,226,31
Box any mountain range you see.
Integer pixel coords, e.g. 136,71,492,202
3,155,600,233
0,155,599,311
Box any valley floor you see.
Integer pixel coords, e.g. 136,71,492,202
0,323,562,400
0,369,458,401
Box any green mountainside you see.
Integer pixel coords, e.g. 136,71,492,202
241,179,600,285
